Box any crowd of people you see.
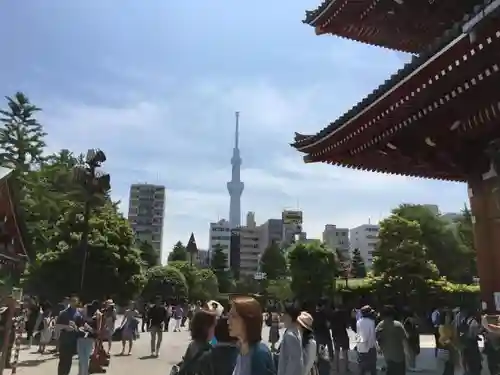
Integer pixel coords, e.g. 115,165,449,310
2,294,500,375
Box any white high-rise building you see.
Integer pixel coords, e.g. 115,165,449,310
128,184,165,259
323,224,350,261
209,219,231,267
350,224,380,267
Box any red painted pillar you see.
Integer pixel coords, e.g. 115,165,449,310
468,177,500,312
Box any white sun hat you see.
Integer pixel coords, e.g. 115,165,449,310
207,300,224,317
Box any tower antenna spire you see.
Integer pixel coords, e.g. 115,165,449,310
227,111,244,229
235,111,240,149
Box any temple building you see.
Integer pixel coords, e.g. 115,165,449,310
0,167,29,290
293,0,500,310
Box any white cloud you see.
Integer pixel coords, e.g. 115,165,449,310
34,73,468,263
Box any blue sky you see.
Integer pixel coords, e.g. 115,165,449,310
0,0,468,261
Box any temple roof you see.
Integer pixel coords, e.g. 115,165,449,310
293,0,500,151
292,21,463,150
303,0,489,53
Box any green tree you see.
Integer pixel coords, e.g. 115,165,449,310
373,214,439,302
288,241,338,303
392,204,471,282
24,203,145,303
210,244,233,293
141,265,188,302
350,248,367,278
0,92,46,179
190,268,219,302
168,241,187,262
260,242,287,280
266,279,293,302
234,275,260,294
455,205,476,280
138,240,160,268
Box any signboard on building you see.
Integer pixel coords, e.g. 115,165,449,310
282,210,303,225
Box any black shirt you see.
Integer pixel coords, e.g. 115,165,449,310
313,309,330,336
147,305,167,327
330,309,349,337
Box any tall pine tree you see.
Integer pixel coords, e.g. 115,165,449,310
0,92,46,178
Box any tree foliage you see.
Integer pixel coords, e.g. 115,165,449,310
141,265,188,302
288,241,338,303
0,92,145,298
210,244,233,293
350,248,367,278
266,279,293,302
190,268,219,302
25,203,145,303
260,242,287,280
138,240,160,268
168,241,187,262
392,204,473,282
0,92,46,180
373,214,439,302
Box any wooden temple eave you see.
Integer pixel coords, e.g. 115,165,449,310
302,21,500,181
294,11,500,159
0,178,29,265
305,0,489,53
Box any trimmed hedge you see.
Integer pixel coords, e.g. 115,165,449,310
336,277,479,313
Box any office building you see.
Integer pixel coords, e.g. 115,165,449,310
259,219,283,251
323,225,350,261
282,210,303,247
195,249,210,268
350,224,380,267
238,212,261,279
238,226,261,278
209,219,231,267
127,183,165,258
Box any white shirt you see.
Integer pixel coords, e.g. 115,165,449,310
356,317,376,353
431,309,440,327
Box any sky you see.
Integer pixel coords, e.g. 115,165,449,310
0,0,468,262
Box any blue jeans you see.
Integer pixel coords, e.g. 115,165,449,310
77,337,94,375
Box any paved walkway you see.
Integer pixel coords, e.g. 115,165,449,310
11,325,489,375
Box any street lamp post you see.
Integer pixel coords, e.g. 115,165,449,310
73,149,110,295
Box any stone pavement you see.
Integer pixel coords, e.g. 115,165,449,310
12,324,489,375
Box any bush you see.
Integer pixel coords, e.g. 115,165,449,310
337,277,479,313
141,265,188,302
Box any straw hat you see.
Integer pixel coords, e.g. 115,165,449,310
297,312,313,331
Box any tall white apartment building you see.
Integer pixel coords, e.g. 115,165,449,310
128,184,165,258
209,219,231,267
350,224,380,267
239,223,261,279
323,224,350,261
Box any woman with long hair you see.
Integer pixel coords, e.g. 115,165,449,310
228,296,275,375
